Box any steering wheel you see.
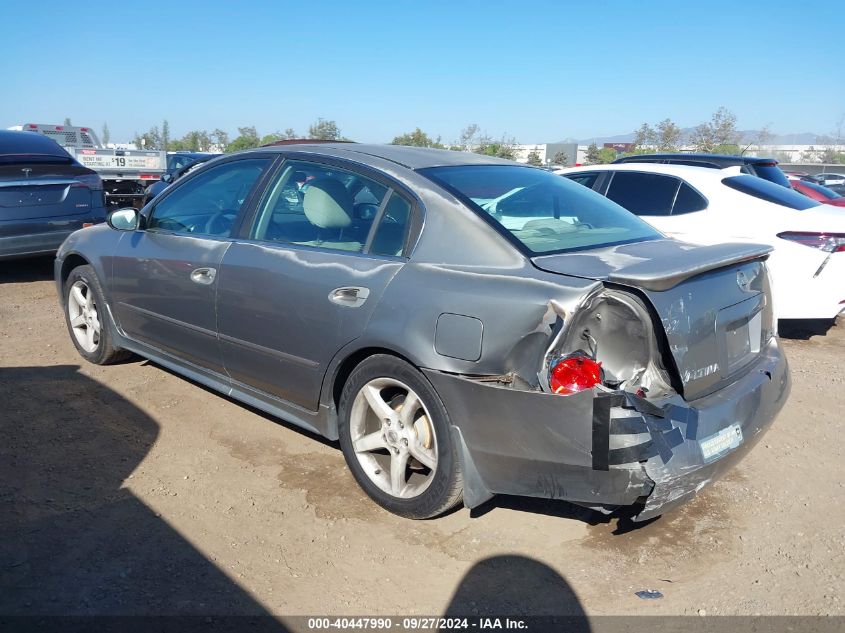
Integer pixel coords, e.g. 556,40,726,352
204,211,238,235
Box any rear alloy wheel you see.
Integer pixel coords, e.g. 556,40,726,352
338,355,463,519
63,265,130,365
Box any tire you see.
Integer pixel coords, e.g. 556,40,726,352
63,265,131,365
338,354,463,519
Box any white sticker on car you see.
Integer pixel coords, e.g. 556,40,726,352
700,423,744,463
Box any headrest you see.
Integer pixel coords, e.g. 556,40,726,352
302,178,353,229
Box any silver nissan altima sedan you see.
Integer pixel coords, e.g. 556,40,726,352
55,144,790,521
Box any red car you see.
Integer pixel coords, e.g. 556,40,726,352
789,177,845,207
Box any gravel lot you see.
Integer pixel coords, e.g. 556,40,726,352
1,257,843,620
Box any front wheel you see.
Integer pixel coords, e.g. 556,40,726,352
63,265,130,365
338,355,463,519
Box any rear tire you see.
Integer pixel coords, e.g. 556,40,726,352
63,265,130,365
338,354,463,519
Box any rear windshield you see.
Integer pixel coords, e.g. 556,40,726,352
722,175,820,210
420,165,661,255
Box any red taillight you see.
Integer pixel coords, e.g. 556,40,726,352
139,174,156,180
80,127,88,132
550,356,602,395
55,126,63,131
27,124,37,129
777,232,845,253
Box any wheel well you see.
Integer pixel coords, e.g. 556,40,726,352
60,254,91,292
330,347,416,410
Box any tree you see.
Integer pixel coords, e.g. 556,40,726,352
64,117,72,126
283,128,297,139
742,124,773,155
525,149,542,166
101,122,110,146
161,120,170,152
391,128,444,148
133,126,162,149
693,107,740,153
633,123,656,150
308,118,341,140
227,126,260,152
597,147,617,164
551,150,568,166
211,128,230,151
260,132,283,145
585,142,601,164
655,118,681,152
473,133,518,160
458,124,480,151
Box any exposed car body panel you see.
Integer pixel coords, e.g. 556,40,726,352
55,145,789,520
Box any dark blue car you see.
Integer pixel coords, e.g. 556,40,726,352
0,130,106,260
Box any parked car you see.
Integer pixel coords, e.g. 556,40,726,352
814,173,845,187
788,176,845,207
0,130,106,260
142,154,217,205
55,144,789,522
613,153,792,188
558,163,845,321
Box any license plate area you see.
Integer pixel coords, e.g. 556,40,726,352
717,295,765,377
700,422,744,463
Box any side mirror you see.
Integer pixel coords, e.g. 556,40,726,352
161,172,173,183
107,207,140,231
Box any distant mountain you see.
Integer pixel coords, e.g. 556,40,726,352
572,128,826,145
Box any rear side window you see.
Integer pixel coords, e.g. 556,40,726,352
605,172,680,216
369,193,412,256
722,175,820,210
672,182,708,214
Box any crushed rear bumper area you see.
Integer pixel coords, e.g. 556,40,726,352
424,337,789,521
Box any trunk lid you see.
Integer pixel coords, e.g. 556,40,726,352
532,239,774,400
0,163,95,221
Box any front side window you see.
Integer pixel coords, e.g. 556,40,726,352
251,160,410,255
605,171,680,216
722,175,820,210
421,165,660,255
148,158,269,237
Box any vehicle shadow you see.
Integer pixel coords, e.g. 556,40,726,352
0,364,288,629
471,494,659,535
0,256,55,284
778,317,838,340
442,555,590,629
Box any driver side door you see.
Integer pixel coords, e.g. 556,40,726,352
111,156,272,375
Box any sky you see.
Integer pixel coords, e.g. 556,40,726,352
1,0,842,145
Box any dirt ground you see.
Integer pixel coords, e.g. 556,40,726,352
1,256,843,621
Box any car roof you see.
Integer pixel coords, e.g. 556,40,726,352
613,153,778,167
559,162,732,180
254,143,518,169
0,130,69,157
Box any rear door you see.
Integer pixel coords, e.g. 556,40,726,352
111,156,272,374
216,158,415,411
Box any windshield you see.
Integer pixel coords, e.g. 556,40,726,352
420,165,661,255
722,175,820,210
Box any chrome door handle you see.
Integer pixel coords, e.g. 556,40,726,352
190,267,217,285
329,286,370,307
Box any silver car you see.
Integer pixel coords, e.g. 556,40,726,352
55,144,790,521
